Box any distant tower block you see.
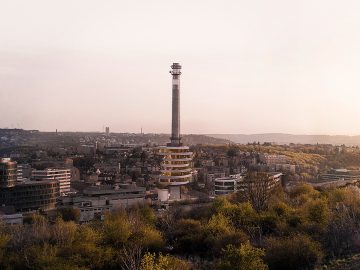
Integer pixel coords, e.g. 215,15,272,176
105,127,110,136
158,63,193,201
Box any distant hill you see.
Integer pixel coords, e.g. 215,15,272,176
208,133,360,146
0,129,231,147
182,134,231,145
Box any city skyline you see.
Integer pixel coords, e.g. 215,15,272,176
2,0,360,135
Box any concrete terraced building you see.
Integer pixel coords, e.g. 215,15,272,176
158,146,193,185
158,63,193,201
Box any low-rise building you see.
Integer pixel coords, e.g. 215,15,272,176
0,206,23,225
320,169,360,181
58,183,146,223
214,174,243,196
207,172,226,185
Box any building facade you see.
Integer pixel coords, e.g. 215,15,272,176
0,180,60,212
0,159,60,212
259,153,287,165
58,183,146,222
0,158,16,188
158,146,193,186
320,169,360,181
214,174,243,196
32,168,71,195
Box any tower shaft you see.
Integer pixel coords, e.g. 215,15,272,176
169,63,182,146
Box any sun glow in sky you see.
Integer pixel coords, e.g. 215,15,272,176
1,0,360,135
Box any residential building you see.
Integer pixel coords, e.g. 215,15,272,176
259,153,287,165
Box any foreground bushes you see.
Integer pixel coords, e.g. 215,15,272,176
1,185,360,269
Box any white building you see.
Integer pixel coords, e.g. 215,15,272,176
32,168,71,195
207,172,226,185
214,174,243,196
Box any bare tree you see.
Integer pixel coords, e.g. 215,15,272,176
245,172,270,212
120,245,144,270
326,203,356,257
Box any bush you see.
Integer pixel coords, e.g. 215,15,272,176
265,234,323,270
218,243,268,270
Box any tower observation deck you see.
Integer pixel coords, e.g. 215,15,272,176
158,63,193,194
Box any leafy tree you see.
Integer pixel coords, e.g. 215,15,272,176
206,213,234,237
218,243,268,270
51,218,77,247
0,233,10,268
265,234,323,270
288,184,320,207
130,225,165,251
227,147,238,157
130,204,156,226
62,225,114,269
58,208,80,222
102,212,132,247
140,252,190,270
172,219,207,255
303,197,330,229
224,202,259,230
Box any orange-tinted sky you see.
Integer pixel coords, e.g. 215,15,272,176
1,0,360,135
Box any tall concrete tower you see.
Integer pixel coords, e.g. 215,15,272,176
169,63,182,146
158,63,193,201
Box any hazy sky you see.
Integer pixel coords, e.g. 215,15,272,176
1,0,360,135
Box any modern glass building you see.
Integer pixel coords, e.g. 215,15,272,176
0,158,60,212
